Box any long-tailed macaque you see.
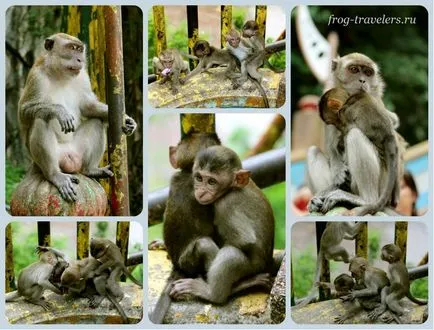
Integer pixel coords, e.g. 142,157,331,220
60,257,128,323
296,222,362,307
241,20,284,73
225,29,269,107
181,40,239,83
18,33,137,202
5,246,66,310
368,244,427,323
152,48,189,94
307,53,402,215
313,87,400,215
89,238,143,290
169,145,275,304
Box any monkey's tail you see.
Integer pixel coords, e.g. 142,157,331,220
407,292,428,305
295,251,323,308
5,291,20,302
149,270,182,324
105,292,129,324
249,77,270,108
123,266,143,288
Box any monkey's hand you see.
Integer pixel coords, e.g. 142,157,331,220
56,107,76,133
148,239,166,251
122,115,137,136
340,292,356,302
334,314,348,324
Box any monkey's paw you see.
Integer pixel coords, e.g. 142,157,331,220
122,115,137,136
57,110,76,134
52,173,79,202
334,315,347,324
340,293,356,302
308,196,324,213
170,278,203,300
368,306,385,320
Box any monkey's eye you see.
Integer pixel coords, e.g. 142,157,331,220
348,65,359,74
363,67,374,77
208,178,217,185
194,174,203,182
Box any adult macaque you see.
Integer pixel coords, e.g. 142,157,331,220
152,48,189,94
19,33,136,202
89,238,143,289
313,87,400,215
225,29,269,107
368,244,427,323
60,257,128,323
181,40,239,83
169,145,275,304
307,53,401,214
242,20,284,73
297,222,362,307
5,246,66,310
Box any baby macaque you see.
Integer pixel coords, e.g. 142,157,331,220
181,40,239,83
152,48,189,94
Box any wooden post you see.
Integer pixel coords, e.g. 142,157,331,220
104,6,131,216
180,114,215,137
38,222,51,247
220,6,232,48
316,222,330,300
5,224,15,292
186,5,199,70
355,222,368,259
153,5,167,56
395,222,408,263
255,5,267,40
116,222,131,281
77,222,90,259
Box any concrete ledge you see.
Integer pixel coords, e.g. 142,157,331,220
291,297,427,324
147,67,285,108
148,250,286,324
5,284,143,324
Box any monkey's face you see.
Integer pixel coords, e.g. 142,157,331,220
159,51,175,69
226,33,241,48
192,169,231,205
242,20,259,38
193,41,211,58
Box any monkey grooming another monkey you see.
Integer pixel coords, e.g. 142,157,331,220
314,87,400,215
152,48,189,95
6,246,66,310
18,33,136,202
180,40,239,84
241,20,284,74
169,145,275,304
296,222,362,307
316,273,355,298
89,238,143,290
60,257,128,324
225,29,270,107
368,244,427,323
307,53,400,215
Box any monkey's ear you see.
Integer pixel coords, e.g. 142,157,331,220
169,146,179,169
331,57,339,71
44,38,55,51
234,170,251,188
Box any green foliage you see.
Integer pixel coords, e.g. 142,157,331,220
128,242,144,284
232,8,247,29
292,246,316,298
263,183,285,249
368,229,381,262
6,160,26,205
410,278,428,299
94,222,109,238
11,223,67,277
147,11,156,74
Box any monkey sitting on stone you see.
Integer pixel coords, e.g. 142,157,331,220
18,33,137,202
180,40,240,84
152,48,190,95
315,87,400,216
225,29,269,107
368,244,427,323
169,145,275,304
6,246,67,310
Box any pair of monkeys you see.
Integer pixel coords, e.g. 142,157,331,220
149,129,276,323
6,238,143,324
18,33,137,202
307,53,402,216
152,21,272,107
